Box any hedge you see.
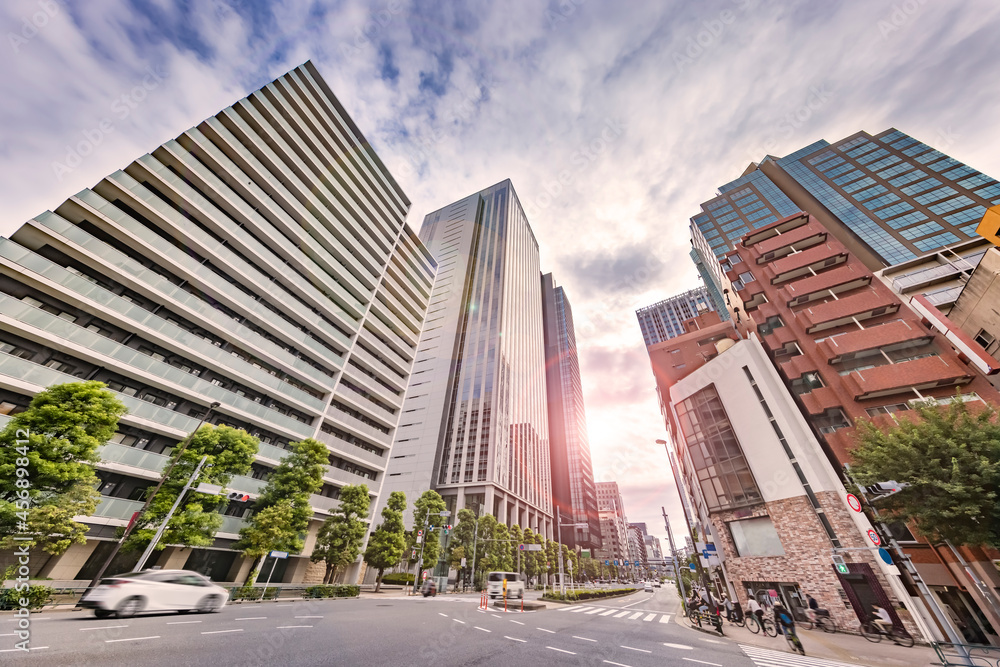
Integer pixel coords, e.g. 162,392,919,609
542,587,637,602
380,573,415,585
304,585,360,599
229,585,279,601
0,584,52,611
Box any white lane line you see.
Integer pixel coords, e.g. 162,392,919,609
599,609,617,616
698,638,722,644
235,617,267,620
547,646,576,655
273,604,292,607
627,612,643,620
659,615,672,624
491,614,502,619
683,659,722,666
0,647,47,653
613,611,630,618
537,627,555,633
663,642,694,650
475,627,491,632
510,620,524,625
106,636,160,643
276,625,312,629
504,636,526,642
572,635,597,642
0,634,15,637
166,621,201,625
202,629,243,635
621,645,652,653
603,661,631,667
621,599,645,608
80,625,128,631
438,613,448,617
643,613,656,622
295,616,323,619
585,607,603,614
557,606,572,612
453,619,466,624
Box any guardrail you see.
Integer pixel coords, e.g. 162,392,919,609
932,641,1000,666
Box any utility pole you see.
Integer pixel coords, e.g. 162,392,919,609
87,402,220,588
662,508,687,606
470,505,485,591
135,455,209,571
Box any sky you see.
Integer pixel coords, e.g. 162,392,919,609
3,0,1000,552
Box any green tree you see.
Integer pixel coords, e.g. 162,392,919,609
0,382,126,559
448,508,480,587
363,490,406,592
312,484,370,584
124,424,258,553
411,490,447,567
236,438,327,583
851,398,1000,547
509,524,524,573
233,498,298,575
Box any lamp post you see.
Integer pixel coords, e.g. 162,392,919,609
87,402,220,589
556,508,587,597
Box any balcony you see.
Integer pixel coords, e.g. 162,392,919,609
217,514,250,537
780,265,871,306
743,213,808,246
840,355,973,400
92,496,145,523
764,244,848,284
818,320,933,364
229,475,268,496
97,443,168,476
750,223,827,263
797,290,900,333
777,353,820,381
798,386,841,416
327,404,392,444
891,251,984,293
924,285,965,308
256,441,292,464
317,430,387,470
342,363,403,409
310,494,341,513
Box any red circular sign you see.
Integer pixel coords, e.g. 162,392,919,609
867,529,881,546
846,493,862,513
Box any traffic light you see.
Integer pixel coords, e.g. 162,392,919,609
864,481,909,499
832,554,849,574
226,491,250,502
443,524,452,535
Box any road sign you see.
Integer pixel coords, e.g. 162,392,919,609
417,530,423,537
461,557,467,567
624,560,630,566
689,563,696,571
269,550,288,559
846,493,862,512
867,529,882,546
877,547,892,565
438,511,452,517
605,560,610,565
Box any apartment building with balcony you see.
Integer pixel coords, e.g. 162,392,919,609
722,211,1000,644
0,61,435,585
596,481,630,567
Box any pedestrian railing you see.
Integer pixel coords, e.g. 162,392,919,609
932,641,1000,666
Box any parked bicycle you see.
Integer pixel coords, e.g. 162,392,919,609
860,621,914,647
803,608,838,633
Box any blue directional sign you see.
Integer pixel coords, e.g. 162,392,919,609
689,563,697,571
624,560,630,566
877,547,892,565
605,560,610,565
614,560,619,566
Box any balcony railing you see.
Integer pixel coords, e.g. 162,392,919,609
97,443,168,474
93,496,146,521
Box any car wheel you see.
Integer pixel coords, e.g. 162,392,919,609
94,609,113,619
116,596,145,619
197,595,223,613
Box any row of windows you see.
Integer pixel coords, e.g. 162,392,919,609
856,147,890,165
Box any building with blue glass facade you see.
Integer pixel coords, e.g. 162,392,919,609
636,286,716,346
0,62,436,585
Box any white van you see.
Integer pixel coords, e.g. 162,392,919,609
487,572,524,599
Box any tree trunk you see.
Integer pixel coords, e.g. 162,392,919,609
375,568,384,593
245,556,263,586
324,563,334,585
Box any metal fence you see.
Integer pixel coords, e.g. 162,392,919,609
933,641,1000,666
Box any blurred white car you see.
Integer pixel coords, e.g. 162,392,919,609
79,569,228,618
644,582,654,592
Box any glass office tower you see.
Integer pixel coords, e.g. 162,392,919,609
542,273,600,551
381,180,553,538
635,286,717,346
0,62,436,584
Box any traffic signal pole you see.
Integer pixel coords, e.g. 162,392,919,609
661,507,687,607
135,455,209,571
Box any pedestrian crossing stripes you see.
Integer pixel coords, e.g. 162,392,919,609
556,606,672,624
740,644,867,667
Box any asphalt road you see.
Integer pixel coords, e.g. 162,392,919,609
1,588,819,666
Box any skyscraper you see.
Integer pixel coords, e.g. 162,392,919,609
380,180,553,538
596,481,629,566
0,62,435,584
542,273,600,551
635,286,717,346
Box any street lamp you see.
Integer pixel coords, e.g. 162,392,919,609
87,401,221,588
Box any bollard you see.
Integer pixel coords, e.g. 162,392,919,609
521,596,524,613
504,595,507,612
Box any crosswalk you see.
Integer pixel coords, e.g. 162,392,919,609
557,605,672,624
740,644,868,667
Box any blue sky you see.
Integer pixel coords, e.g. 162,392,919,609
3,0,1000,546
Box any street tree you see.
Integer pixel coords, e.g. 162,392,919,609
851,398,1000,548
448,508,481,587
411,489,447,566
312,484,370,584
236,437,327,583
124,424,258,554
492,523,513,572
0,382,126,560
233,498,298,582
509,524,523,573
363,490,406,592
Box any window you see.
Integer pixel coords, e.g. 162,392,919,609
728,516,785,557
790,372,825,395
974,329,996,350
772,342,802,360
865,403,910,416
813,408,850,434
738,271,755,284
757,316,785,337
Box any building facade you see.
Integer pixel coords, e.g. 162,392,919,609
875,238,991,314
636,286,718,345
379,180,553,539
542,273,600,551
596,481,630,567
0,62,436,584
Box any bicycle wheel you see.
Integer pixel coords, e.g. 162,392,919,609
785,631,802,654
860,621,883,643
733,614,746,628
746,615,761,634
891,628,915,648
763,619,778,637
819,616,837,634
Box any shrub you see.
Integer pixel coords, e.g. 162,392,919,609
0,584,52,610
541,587,636,602
229,585,279,601
380,573,415,585
305,585,359,598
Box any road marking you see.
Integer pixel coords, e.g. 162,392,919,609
510,620,524,625
438,613,448,617
504,636,526,642
603,662,631,667
295,616,323,619
628,612,643,620
276,625,312,629
0,646,47,653
235,617,267,620
643,613,656,622
273,604,292,607
453,619,466,624
537,628,555,633
572,635,597,642
80,625,128,631
599,609,617,616
660,615,672,624
663,642,694,650
585,607,603,614
557,606,572,612
683,659,722,666
698,638,722,644
613,611,630,618
491,614,502,619
570,606,592,613
547,646,576,655
621,599,645,608
106,636,160,643
621,645,651,653
166,621,202,625
475,627,491,632
202,629,243,635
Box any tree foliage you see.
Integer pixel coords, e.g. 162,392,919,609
411,489,446,566
0,382,126,556
364,491,407,591
851,398,1000,547
312,484,371,584
124,424,258,553
234,499,298,561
